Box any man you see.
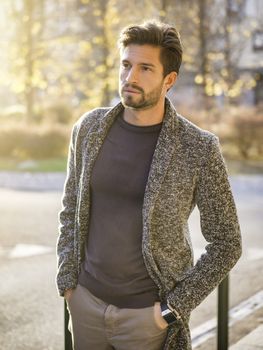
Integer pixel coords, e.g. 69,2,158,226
56,21,242,350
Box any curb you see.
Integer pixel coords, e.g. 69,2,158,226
229,324,263,349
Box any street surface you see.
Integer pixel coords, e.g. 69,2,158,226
0,172,262,349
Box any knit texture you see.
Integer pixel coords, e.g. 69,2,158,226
56,98,242,350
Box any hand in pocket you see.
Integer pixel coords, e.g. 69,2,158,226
64,288,74,303
153,302,169,330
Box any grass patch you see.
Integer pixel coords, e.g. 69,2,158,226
0,157,67,172
0,157,262,175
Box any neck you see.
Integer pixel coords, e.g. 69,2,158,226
123,100,166,126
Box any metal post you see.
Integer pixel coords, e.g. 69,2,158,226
217,275,229,350
64,300,73,350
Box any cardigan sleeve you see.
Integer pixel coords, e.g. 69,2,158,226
166,135,242,321
56,123,79,296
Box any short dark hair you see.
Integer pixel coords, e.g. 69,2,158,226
118,20,183,77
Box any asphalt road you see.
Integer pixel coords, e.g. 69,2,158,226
0,173,262,350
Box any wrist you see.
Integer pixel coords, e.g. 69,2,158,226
64,288,74,301
154,302,169,329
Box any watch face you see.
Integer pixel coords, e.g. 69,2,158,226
162,309,172,316
161,308,177,324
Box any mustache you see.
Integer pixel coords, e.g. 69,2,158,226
122,83,144,93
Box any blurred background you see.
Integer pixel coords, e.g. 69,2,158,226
0,0,262,170
0,0,262,349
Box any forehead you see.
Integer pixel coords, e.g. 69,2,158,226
120,44,162,66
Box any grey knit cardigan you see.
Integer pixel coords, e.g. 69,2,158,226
56,98,242,350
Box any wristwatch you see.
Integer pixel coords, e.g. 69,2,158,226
160,301,181,326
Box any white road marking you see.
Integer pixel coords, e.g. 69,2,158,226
8,244,53,258
0,245,8,257
246,248,263,261
191,290,263,348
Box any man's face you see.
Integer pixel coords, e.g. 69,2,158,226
119,44,168,110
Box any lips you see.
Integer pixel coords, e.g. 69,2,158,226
122,84,143,94
123,89,141,94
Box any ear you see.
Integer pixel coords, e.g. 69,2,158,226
164,71,177,91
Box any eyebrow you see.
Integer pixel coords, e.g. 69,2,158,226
121,59,156,68
140,63,155,68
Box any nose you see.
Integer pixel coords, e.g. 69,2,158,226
125,67,138,84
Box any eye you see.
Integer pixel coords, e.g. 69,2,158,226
122,62,130,69
141,66,152,72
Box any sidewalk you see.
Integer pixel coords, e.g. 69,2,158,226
0,171,65,191
230,324,263,349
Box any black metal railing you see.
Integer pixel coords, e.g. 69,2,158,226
64,301,73,350
217,275,229,350
64,275,229,350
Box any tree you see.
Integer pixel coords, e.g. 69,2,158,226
8,0,47,122
198,0,211,107
159,0,168,21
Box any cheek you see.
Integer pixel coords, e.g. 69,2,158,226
119,69,126,81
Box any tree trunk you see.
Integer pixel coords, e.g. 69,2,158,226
24,0,34,122
99,0,111,106
159,0,168,21
224,0,234,105
198,0,211,109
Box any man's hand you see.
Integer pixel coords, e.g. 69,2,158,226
64,288,74,302
154,301,169,330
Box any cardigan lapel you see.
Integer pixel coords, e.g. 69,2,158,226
142,98,179,223
143,99,178,241
141,98,179,292
77,102,124,242
82,102,124,179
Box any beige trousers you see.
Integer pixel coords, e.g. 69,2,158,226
66,284,168,350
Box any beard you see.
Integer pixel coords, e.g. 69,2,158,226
119,82,164,110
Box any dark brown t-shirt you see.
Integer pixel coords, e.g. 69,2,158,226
78,112,162,308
